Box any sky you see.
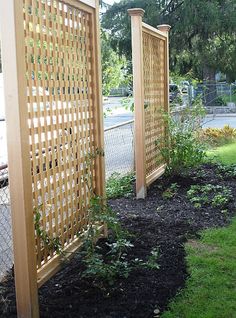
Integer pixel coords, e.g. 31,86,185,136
104,0,119,5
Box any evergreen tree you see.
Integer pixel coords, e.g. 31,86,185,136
102,0,236,81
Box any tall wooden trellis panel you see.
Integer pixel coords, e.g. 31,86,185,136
128,8,170,199
0,0,104,317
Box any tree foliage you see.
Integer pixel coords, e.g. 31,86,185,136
102,0,236,81
101,29,129,96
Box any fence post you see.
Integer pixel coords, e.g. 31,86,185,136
128,8,146,199
157,25,171,113
0,1,39,317
91,0,107,236
93,0,105,199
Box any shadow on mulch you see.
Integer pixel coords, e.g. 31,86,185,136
1,164,236,318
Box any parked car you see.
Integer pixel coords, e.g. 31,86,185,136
169,84,182,104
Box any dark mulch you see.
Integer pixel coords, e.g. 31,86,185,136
1,164,236,318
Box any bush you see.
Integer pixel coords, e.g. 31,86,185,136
106,172,135,199
155,99,206,176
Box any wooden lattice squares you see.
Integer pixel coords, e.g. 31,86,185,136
143,31,166,177
23,0,97,268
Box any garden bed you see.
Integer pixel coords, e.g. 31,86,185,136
1,163,236,318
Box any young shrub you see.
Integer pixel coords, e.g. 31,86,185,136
80,196,160,286
162,183,180,200
155,98,206,176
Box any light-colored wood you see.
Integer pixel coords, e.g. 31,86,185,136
17,0,105,280
143,30,166,178
129,10,171,195
146,165,166,187
142,22,166,39
128,8,146,199
1,0,105,314
0,0,39,317
157,25,171,114
157,24,171,33
91,0,107,235
91,0,106,199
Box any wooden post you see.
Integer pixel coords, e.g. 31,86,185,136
157,25,171,113
0,1,39,317
92,0,107,236
128,8,146,199
92,0,106,199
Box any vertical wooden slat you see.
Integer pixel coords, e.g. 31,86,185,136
1,0,105,296
128,8,146,199
0,0,39,317
157,25,171,113
91,0,106,234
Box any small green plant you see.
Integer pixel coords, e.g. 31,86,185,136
162,183,180,199
34,205,62,254
133,247,160,270
144,247,160,270
79,190,133,284
80,196,160,285
106,172,135,199
212,194,229,208
155,99,206,176
217,164,236,178
187,184,232,209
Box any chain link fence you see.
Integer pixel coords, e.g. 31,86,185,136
0,164,13,281
104,120,134,178
193,83,236,113
103,108,189,178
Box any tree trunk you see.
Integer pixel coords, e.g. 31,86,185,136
203,66,217,106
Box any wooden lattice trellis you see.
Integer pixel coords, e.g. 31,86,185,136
128,9,170,199
24,0,102,279
0,0,104,317
143,29,166,178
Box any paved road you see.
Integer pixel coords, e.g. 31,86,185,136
103,97,133,128
203,115,236,128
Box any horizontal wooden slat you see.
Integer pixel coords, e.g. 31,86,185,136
142,22,167,40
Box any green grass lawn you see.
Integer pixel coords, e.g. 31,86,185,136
161,143,236,318
207,142,236,165
162,219,236,318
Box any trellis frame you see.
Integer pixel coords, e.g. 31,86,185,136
128,8,171,199
0,0,104,317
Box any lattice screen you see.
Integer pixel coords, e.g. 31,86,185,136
23,0,99,269
143,31,167,177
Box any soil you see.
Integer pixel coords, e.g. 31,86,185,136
1,163,236,318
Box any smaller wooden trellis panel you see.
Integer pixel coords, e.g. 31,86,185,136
128,8,171,199
0,0,104,317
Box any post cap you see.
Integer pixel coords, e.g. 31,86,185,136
157,24,171,33
128,8,145,17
